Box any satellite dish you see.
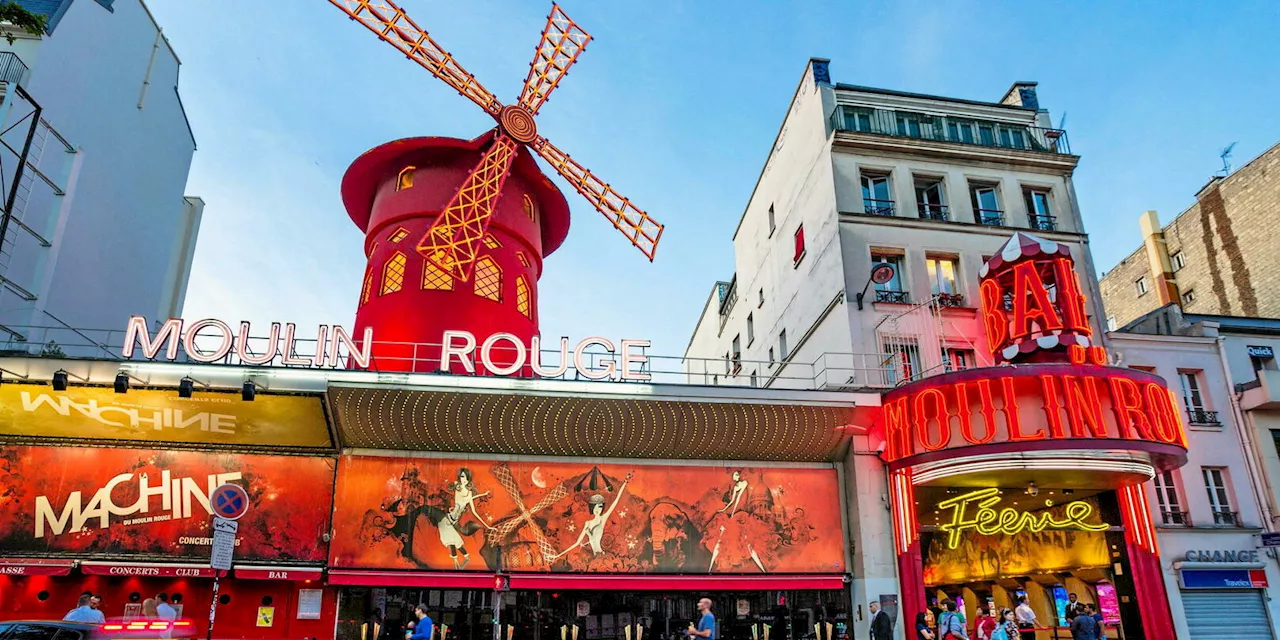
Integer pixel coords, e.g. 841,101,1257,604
870,262,897,285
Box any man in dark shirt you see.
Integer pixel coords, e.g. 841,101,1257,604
1068,606,1098,640
869,601,893,640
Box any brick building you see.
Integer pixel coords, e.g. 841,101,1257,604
1099,141,1280,329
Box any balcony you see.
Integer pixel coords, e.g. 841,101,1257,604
875,289,910,304
933,292,965,308
863,199,896,216
1211,510,1242,527
830,105,1071,155
1240,369,1280,410
1160,510,1191,527
918,203,949,221
0,52,28,86
1186,408,1221,427
1029,214,1058,232
977,209,1005,226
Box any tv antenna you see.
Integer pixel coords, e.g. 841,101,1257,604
1056,112,1067,131
1220,142,1237,175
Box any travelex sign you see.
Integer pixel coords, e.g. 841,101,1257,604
123,317,652,381
936,488,1110,549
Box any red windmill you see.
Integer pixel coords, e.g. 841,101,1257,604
330,0,664,372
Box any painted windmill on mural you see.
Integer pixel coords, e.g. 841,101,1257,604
329,1,664,372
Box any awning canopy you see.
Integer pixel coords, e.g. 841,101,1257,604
328,570,497,589
329,381,875,462
0,558,75,577
507,574,848,591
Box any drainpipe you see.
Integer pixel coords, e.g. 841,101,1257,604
1216,337,1277,531
137,28,163,109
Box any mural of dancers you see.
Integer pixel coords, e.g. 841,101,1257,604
553,475,630,559
438,468,493,569
717,470,749,515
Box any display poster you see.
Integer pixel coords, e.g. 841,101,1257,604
0,445,333,561
1096,584,1121,624
0,385,331,447
297,589,323,620
330,456,846,574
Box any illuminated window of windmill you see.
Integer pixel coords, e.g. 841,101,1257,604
360,267,373,305
389,227,409,243
396,166,415,191
474,257,502,302
381,252,406,295
522,194,537,222
516,276,530,317
516,251,530,268
483,235,502,249
422,260,453,291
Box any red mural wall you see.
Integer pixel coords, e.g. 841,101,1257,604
0,445,334,562
330,456,846,574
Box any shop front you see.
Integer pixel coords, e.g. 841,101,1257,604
878,234,1190,640
1168,546,1274,640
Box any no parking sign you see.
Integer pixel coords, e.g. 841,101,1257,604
211,483,249,520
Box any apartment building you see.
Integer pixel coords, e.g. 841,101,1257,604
1100,142,1280,330
685,58,1099,391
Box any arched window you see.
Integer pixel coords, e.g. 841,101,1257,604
474,257,502,302
360,267,373,306
397,166,416,191
422,260,454,290
389,227,409,243
516,251,530,268
516,276,531,317
522,194,537,222
381,252,406,295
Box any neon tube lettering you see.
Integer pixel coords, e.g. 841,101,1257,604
936,488,1111,550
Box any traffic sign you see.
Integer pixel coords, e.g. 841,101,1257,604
1261,532,1280,548
210,517,237,571
211,483,249,520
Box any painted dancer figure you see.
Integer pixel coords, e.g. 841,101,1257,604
554,477,630,558
717,470,749,515
437,468,493,569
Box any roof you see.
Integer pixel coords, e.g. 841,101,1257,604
834,83,1034,111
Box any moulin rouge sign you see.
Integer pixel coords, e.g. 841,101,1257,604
881,233,1188,464
121,316,652,381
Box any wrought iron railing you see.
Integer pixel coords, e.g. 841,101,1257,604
830,105,1071,155
863,199,896,216
933,293,965,308
875,290,910,304
0,52,29,86
1160,510,1191,526
1187,408,1221,426
977,209,1005,226
1030,214,1058,232
1211,510,1242,527
918,203,949,221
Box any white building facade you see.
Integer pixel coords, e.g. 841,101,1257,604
0,0,201,355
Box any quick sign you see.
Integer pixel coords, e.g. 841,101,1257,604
1248,345,1275,358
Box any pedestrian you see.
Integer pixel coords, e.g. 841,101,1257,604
1087,604,1105,640
143,598,159,619
994,609,1018,640
63,594,105,623
868,601,892,640
687,598,716,640
1064,594,1083,622
975,606,996,640
915,612,935,640
155,593,177,622
409,605,433,640
404,620,415,640
1068,605,1098,640
89,595,104,617
1014,597,1037,640
937,600,968,640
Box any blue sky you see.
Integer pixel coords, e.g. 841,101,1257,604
149,0,1280,361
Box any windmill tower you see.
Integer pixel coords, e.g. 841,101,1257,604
331,1,664,373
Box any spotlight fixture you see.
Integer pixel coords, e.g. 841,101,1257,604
52,370,69,391
241,380,256,402
1026,482,1039,497
178,377,195,399
114,372,129,394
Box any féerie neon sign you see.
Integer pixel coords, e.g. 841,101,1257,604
936,488,1111,549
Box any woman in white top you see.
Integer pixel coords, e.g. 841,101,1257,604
717,471,749,516
437,468,492,569
554,478,630,559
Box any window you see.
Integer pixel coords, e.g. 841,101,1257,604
871,252,907,303
915,178,947,220
768,205,776,235
943,348,974,372
971,183,1003,225
1024,188,1055,231
397,166,415,191
1171,251,1186,271
883,342,922,385
516,276,531,317
758,288,764,308
779,330,788,360
381,252,406,295
422,261,454,290
522,194,538,222
1106,316,1118,331
977,123,996,146
750,370,757,388
360,267,373,305
793,225,806,265
747,313,755,345
1179,371,1205,411
861,173,894,216
895,112,932,138
926,255,959,296
842,106,875,133
1153,471,1187,525
389,227,410,243
1202,467,1238,526
731,335,742,373
1182,289,1196,304
725,352,731,375
483,235,502,249
474,257,502,302
998,126,1028,150
946,119,977,144
768,347,775,365
1135,277,1149,296
516,251,530,268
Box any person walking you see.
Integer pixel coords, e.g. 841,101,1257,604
1068,606,1098,640
974,606,996,640
937,600,968,640
869,601,892,640
409,605,433,640
1087,604,1105,640
142,598,159,619
155,593,177,622
63,594,105,623
687,598,716,640
993,610,1018,640
1013,597,1037,640
915,612,936,640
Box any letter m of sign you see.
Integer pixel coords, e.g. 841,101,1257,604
883,397,912,461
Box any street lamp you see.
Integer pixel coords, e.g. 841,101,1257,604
856,262,898,310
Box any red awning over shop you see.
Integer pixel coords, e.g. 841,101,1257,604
235,566,324,581
328,570,498,589
79,562,217,578
507,575,848,591
0,558,75,577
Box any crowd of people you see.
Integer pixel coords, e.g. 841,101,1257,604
61,591,179,626
869,593,1110,640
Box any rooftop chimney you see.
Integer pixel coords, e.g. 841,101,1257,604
1000,82,1039,110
